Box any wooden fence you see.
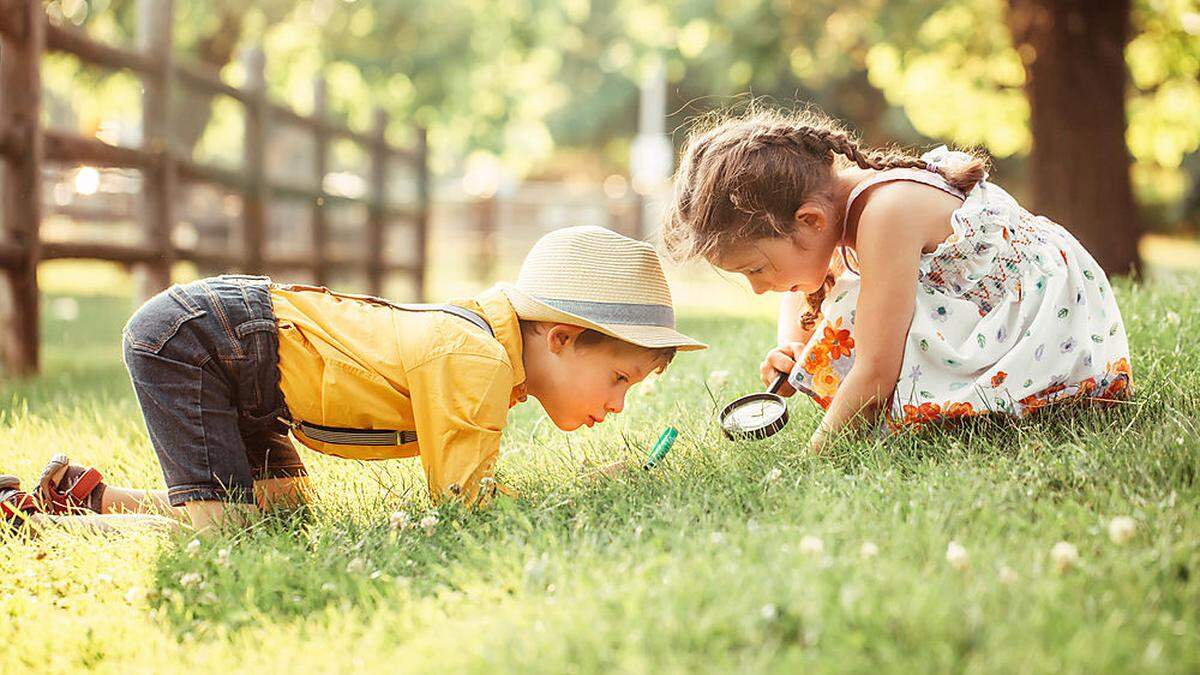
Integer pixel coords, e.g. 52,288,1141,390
0,0,429,376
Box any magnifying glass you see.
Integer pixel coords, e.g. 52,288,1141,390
718,371,791,440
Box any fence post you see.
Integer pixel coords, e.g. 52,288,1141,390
136,0,175,299
242,47,267,274
0,0,43,376
311,76,328,286
474,195,496,284
365,109,388,296
631,191,646,241
413,126,429,301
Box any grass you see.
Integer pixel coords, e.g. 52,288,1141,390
2,269,1198,674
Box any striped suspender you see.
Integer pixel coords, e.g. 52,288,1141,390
288,304,495,447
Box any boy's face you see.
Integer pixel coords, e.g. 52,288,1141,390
530,326,663,431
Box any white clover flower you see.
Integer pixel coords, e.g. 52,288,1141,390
179,572,202,588
321,582,336,592
389,510,412,531
345,557,366,574
998,566,1019,584
859,541,879,559
185,539,201,556
709,531,725,545
1051,541,1079,573
765,467,783,484
800,535,824,556
760,603,778,620
1165,311,1181,326
1108,516,1136,545
216,548,229,566
419,514,439,535
708,370,730,388
124,586,145,604
946,541,969,571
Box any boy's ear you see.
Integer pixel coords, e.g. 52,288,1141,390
546,324,586,354
792,203,828,231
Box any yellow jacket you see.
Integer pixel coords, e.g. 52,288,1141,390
269,284,527,505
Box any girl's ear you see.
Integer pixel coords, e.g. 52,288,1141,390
546,324,586,354
792,203,829,231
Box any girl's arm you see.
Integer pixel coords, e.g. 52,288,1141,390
776,291,813,346
809,185,933,452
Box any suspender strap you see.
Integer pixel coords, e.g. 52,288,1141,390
296,420,418,446
394,303,495,336
288,303,494,446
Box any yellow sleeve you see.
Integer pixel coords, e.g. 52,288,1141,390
406,352,513,507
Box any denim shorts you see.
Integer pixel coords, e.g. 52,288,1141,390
122,275,306,506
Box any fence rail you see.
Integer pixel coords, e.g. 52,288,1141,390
0,0,430,376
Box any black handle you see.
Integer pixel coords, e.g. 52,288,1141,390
767,371,789,395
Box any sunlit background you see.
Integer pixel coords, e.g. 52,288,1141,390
14,0,1200,322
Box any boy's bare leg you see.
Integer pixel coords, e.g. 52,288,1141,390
185,500,259,533
41,468,312,531
43,463,187,521
102,486,188,520
254,476,313,511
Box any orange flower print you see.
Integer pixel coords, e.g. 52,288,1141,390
810,363,840,399
802,343,831,375
990,371,1007,388
815,395,833,410
902,402,942,425
944,401,976,418
1078,377,1097,396
1104,376,1129,399
1019,393,1048,413
821,318,854,360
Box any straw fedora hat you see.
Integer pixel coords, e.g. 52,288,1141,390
499,226,707,351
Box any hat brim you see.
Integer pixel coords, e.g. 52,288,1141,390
499,284,707,351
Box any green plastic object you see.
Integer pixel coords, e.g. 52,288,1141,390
643,427,679,470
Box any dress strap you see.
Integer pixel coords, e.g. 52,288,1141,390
836,168,966,276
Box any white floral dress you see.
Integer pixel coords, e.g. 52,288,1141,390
787,147,1133,427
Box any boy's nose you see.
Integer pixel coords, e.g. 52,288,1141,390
606,395,625,414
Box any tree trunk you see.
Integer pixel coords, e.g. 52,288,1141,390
174,8,247,154
1008,0,1141,276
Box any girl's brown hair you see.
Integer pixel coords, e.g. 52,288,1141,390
663,107,988,331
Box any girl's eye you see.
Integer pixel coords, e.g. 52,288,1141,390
746,267,763,275
615,373,629,384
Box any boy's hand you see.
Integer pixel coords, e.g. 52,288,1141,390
760,343,802,397
581,458,634,480
597,460,632,477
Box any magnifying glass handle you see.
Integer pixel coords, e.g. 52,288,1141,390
767,371,789,395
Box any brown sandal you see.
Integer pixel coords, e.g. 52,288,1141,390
1,475,39,531
36,454,107,515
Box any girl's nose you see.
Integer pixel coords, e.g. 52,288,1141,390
749,278,769,295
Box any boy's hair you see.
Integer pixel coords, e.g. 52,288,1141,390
663,106,988,330
519,320,677,372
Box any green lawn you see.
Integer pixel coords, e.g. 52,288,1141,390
2,273,1198,673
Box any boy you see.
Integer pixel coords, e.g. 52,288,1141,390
2,226,705,532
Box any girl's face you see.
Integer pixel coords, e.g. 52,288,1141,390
715,205,843,295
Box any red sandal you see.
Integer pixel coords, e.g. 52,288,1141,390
36,454,107,515
1,475,39,531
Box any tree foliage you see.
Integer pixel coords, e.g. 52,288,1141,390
37,0,1200,224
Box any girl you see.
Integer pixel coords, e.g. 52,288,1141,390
664,109,1132,451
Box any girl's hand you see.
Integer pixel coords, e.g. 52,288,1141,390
759,343,802,397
